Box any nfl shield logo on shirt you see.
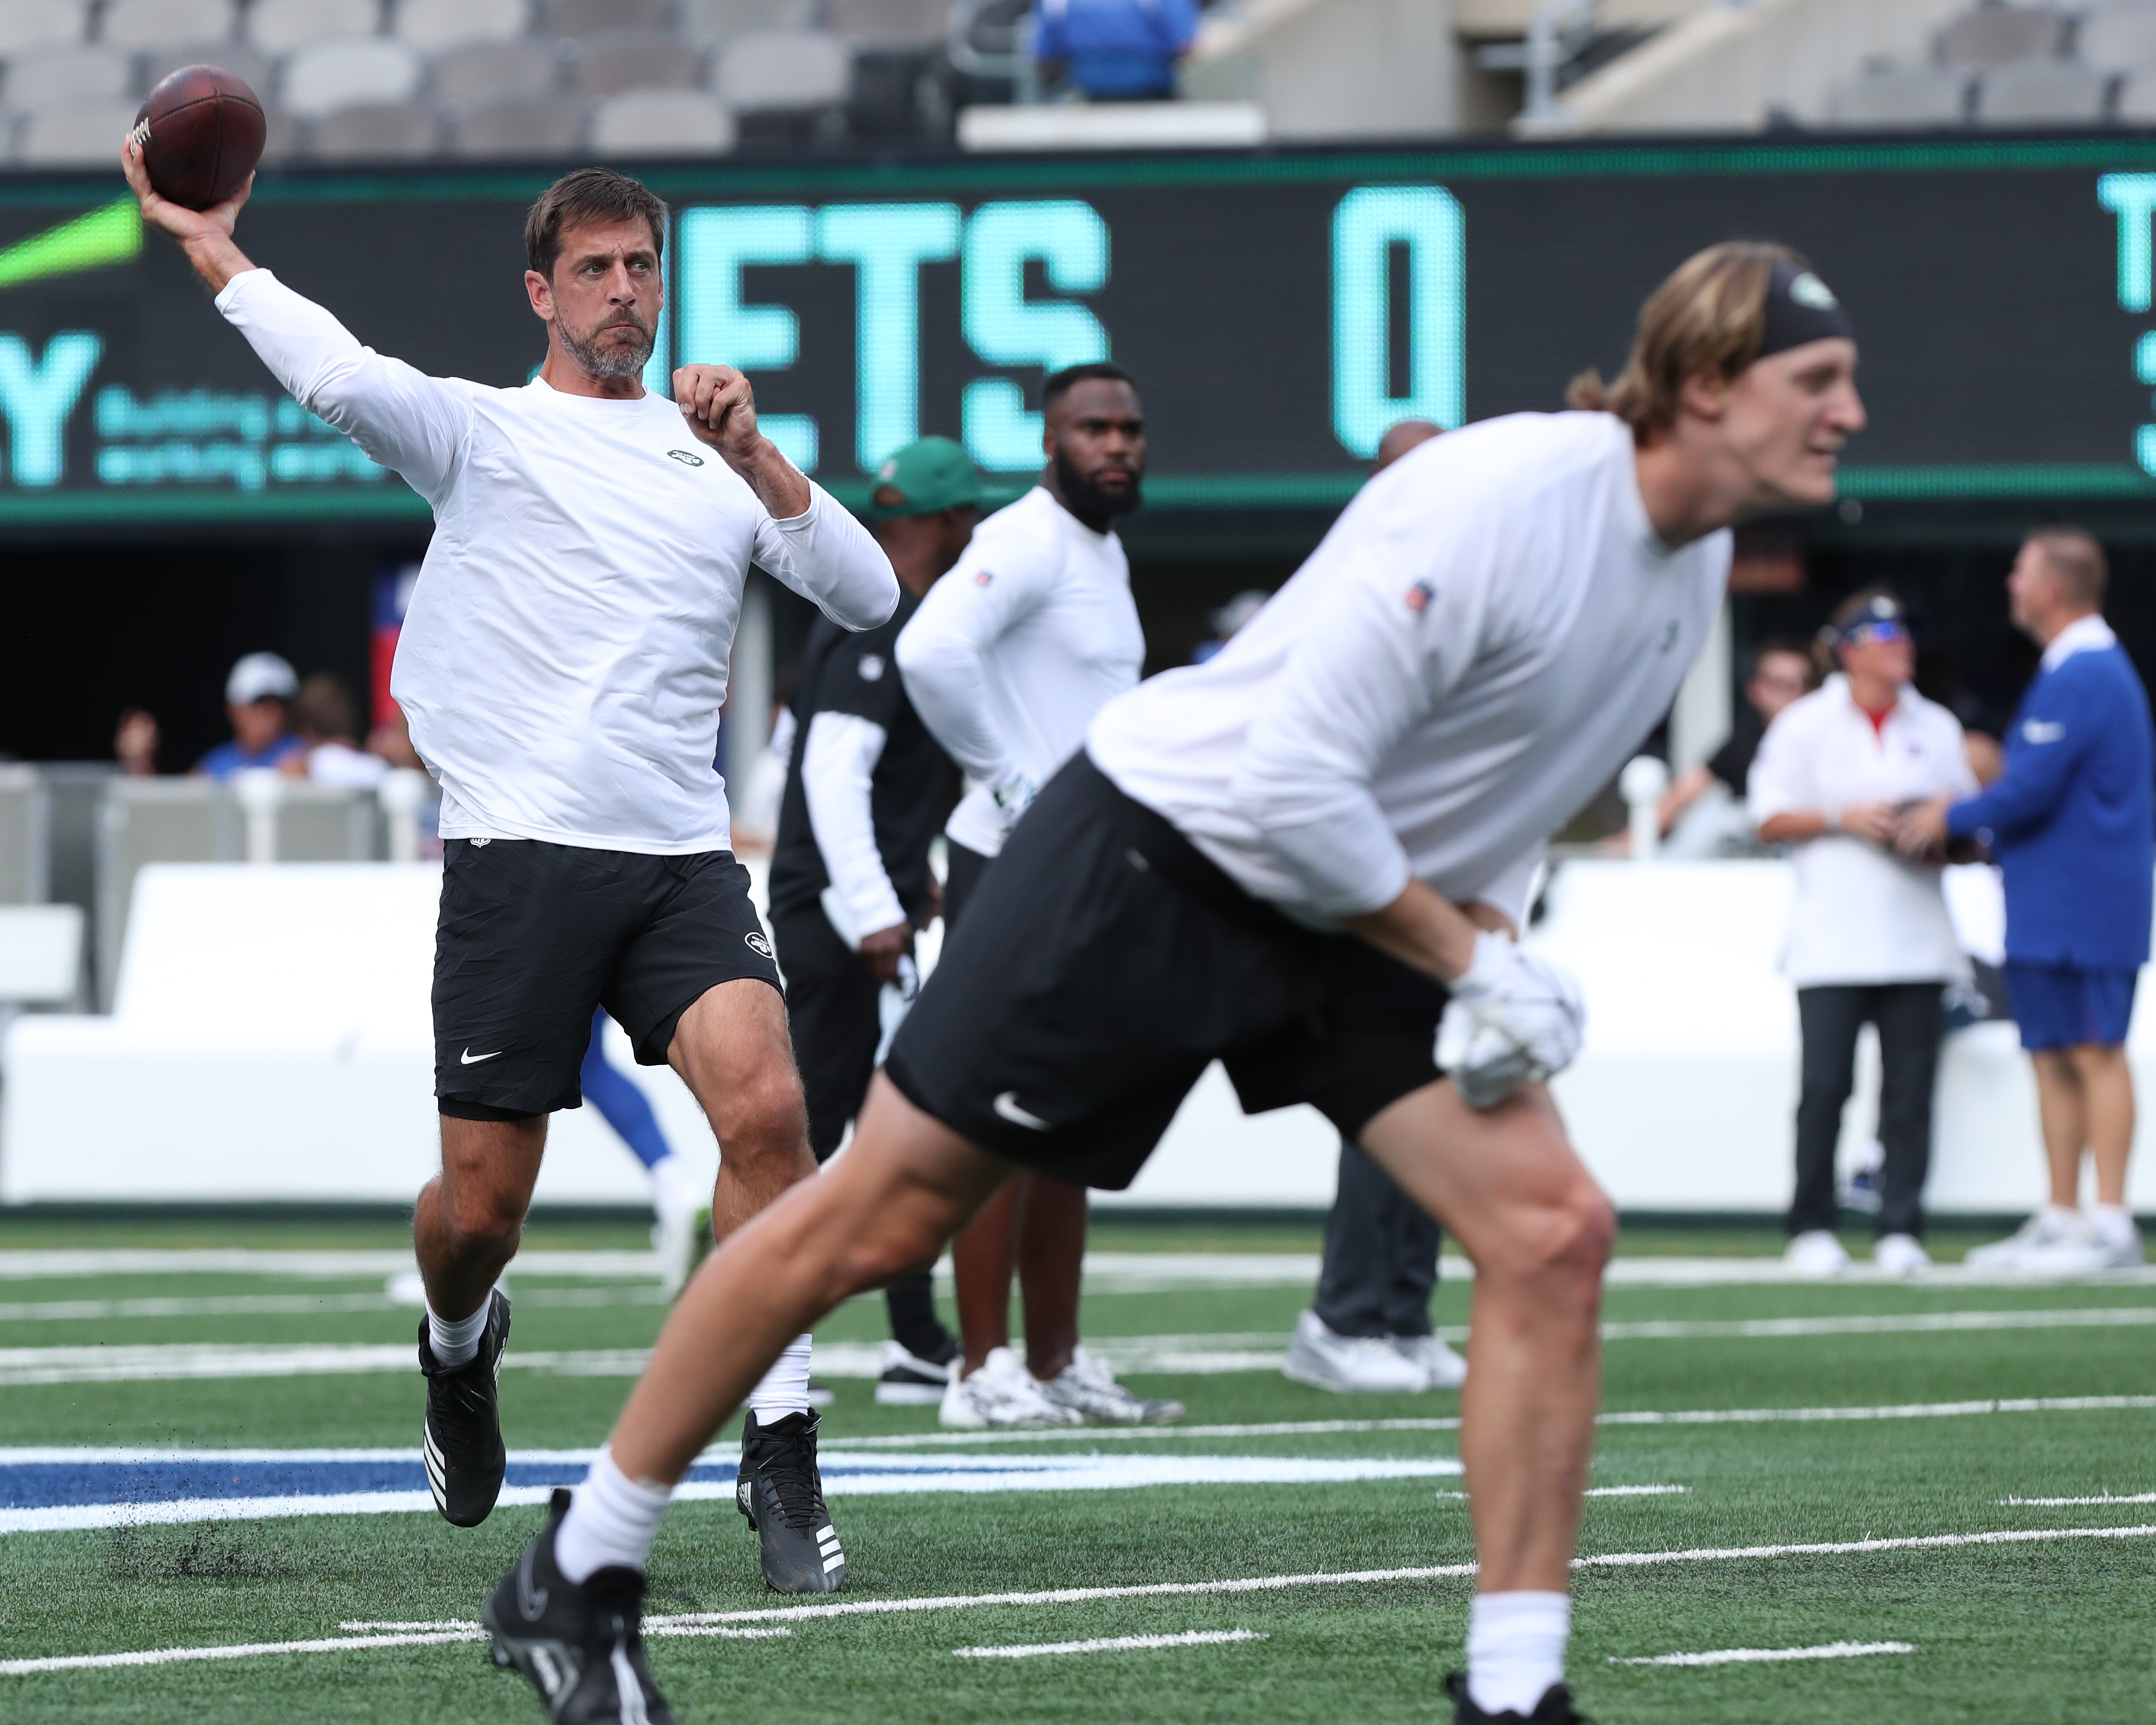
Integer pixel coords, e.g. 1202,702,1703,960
1404,580,1435,613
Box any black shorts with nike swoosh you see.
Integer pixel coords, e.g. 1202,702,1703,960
433,839,782,1121
882,753,1451,1190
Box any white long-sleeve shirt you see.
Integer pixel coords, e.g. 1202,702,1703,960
894,485,1143,857
216,268,897,854
1087,412,1731,927
801,710,906,939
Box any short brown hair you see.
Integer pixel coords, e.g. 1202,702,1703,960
2027,524,2109,610
524,168,667,280
1568,241,1810,444
293,673,358,745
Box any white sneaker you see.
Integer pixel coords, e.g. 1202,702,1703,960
2018,1226,2145,1278
1392,1333,1468,1390
1964,1207,2090,1271
1038,1345,1185,1426
1785,1230,1850,1277
1872,1233,1931,1276
874,1339,956,1407
1282,1309,1430,1393
938,1346,1081,1429
650,1156,711,1296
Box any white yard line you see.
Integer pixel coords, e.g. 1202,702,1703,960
2000,1492,2156,1505
6,1525,2145,1675
1612,1640,1915,1668
0,1286,670,1324
1437,1486,1688,1500
953,1629,1267,1659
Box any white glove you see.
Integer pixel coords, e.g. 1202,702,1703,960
990,770,1040,839
1436,931,1586,1110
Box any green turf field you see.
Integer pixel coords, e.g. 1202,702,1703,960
1,1214,2152,1723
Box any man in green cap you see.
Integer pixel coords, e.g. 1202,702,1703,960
765,435,983,1405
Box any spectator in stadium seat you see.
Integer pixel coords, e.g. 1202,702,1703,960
286,672,389,789
1657,638,1815,849
1749,590,1978,1278
113,709,160,777
193,652,305,778
1901,527,2155,1275
1035,0,1201,100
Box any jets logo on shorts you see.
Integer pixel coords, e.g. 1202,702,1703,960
746,931,774,959
859,653,886,682
668,449,705,466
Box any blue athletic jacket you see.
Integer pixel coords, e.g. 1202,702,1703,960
1948,632,2155,970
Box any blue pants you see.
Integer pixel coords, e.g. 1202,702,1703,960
580,1009,673,1169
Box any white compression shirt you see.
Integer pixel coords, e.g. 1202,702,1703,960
216,268,897,854
801,710,904,940
894,485,1143,858
1087,412,1733,928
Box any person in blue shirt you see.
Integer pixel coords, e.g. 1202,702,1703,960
1035,0,1201,100
1901,526,2154,1273
193,652,306,777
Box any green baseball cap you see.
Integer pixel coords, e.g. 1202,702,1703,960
869,435,983,518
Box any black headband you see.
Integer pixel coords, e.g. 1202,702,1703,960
1757,258,1855,359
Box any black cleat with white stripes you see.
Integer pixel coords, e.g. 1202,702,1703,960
484,1488,675,1725
1445,1673,1593,1724
735,1409,846,1593
419,1287,511,1527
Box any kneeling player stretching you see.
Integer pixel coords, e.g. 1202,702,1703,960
485,242,1866,1723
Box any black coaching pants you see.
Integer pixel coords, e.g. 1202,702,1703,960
1313,1138,1442,1339
1791,982,1944,1240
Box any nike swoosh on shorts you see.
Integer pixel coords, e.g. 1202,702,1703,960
992,1091,1049,1131
461,1048,504,1065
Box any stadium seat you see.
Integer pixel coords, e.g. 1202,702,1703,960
716,28,849,113
307,96,438,156
1976,55,2110,121
1828,63,1970,125
99,0,235,50
828,0,950,47
23,98,147,159
1934,4,2070,71
141,40,272,95
2114,65,2156,117
280,35,421,119
2076,3,2156,75
680,0,813,47
2,40,126,107
247,0,378,55
573,28,701,99
449,90,583,155
537,0,670,39
432,36,558,103
390,0,527,53
0,0,84,55
0,766,44,905
591,86,735,153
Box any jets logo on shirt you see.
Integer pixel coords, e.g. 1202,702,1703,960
1404,580,1435,613
859,654,886,682
667,449,705,467
2023,718,2067,744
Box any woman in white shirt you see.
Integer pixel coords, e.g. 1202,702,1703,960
1748,591,1978,1276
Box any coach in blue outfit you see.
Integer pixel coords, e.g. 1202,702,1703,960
1902,526,2154,1274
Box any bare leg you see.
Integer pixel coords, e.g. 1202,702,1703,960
413,1115,547,1321
666,978,817,1241
2071,1044,2136,1208
2031,1048,2088,1208
1017,1174,1088,1381
610,1077,1010,1482
952,1175,1024,1374
1361,1079,1612,1596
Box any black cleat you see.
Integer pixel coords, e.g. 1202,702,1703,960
1445,1673,1592,1724
484,1489,675,1725
735,1409,846,1593
419,1287,511,1527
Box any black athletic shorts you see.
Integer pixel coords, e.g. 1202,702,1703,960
433,838,782,1121
883,753,1449,1190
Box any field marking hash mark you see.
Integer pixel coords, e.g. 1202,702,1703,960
953,1629,1268,1659
1612,1640,1916,1668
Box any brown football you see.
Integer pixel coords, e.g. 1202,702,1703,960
132,65,266,211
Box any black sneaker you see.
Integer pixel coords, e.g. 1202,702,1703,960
1445,1672,1592,1724
483,1489,674,1725
735,1409,845,1593
419,1287,511,1527
874,1336,958,1406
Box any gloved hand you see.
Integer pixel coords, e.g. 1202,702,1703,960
1435,931,1586,1109
990,770,1040,839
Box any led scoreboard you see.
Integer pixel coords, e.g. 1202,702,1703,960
2,134,2156,526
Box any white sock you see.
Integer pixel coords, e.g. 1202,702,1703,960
425,1296,493,1370
749,1333,814,1425
2090,1202,2137,1244
1467,1590,1570,1716
2043,1202,2084,1228
555,1446,673,1583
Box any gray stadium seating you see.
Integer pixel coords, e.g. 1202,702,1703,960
449,89,582,155
0,765,47,905
829,0,950,47
432,35,557,102
1935,4,2070,70
591,86,734,153
572,28,700,98
271,783,377,863
281,34,421,118
141,40,273,95
716,28,849,113
308,96,438,156
247,0,379,55
3,40,127,106
19,96,139,160
679,0,814,45
2115,65,2156,116
99,0,237,50
1830,63,1972,125
538,0,670,39
2076,3,2156,74
391,0,526,52
0,0,84,54
96,778,230,1003
1977,54,2110,119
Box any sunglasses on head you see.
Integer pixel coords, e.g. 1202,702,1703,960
1842,618,1908,647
